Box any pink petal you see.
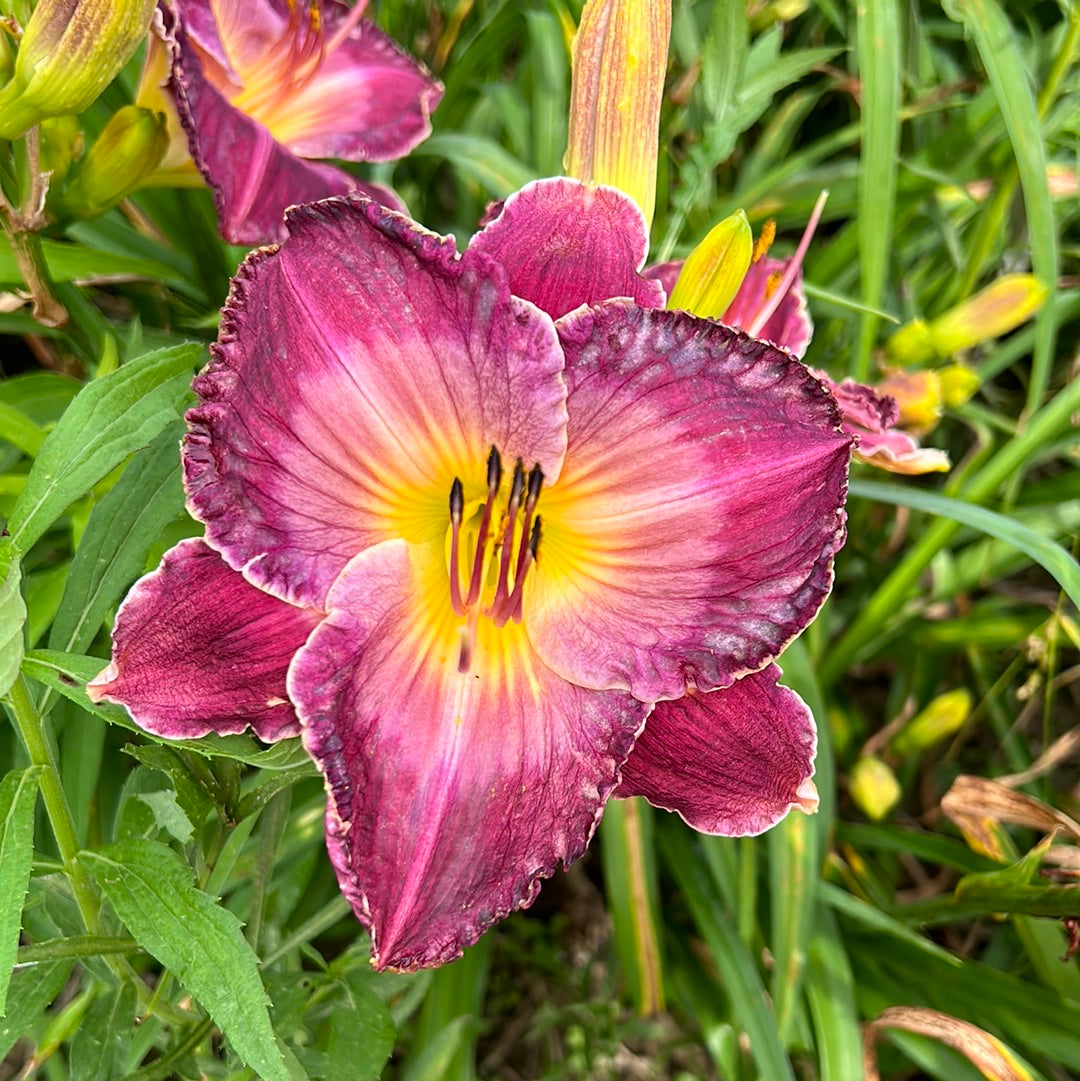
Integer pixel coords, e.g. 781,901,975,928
642,259,680,298
269,13,442,161
465,178,665,320
527,302,851,702
723,257,813,358
169,13,402,245
616,665,817,835
185,196,568,610
87,539,320,742
289,539,646,970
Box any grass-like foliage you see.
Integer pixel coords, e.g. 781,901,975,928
2,0,1079,1078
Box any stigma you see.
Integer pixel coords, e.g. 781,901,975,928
447,447,543,669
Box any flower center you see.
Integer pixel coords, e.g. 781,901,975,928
227,0,366,123
447,447,543,673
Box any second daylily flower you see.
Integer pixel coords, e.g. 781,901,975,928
90,178,851,970
161,0,443,243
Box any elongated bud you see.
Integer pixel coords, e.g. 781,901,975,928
56,105,167,219
667,210,753,319
564,0,671,233
875,369,941,430
0,0,156,140
849,756,901,821
938,363,979,408
929,273,1049,356
886,274,1049,364
891,689,972,756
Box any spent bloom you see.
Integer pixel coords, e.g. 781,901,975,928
90,178,851,969
160,0,443,243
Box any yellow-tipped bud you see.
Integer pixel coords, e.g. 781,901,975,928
938,363,979,409
849,756,901,821
0,0,156,140
887,275,1049,364
56,105,167,219
564,0,671,233
876,369,942,430
892,689,972,756
667,210,753,319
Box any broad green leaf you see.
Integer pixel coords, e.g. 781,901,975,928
136,791,195,844
0,235,187,289
49,424,184,654
69,980,137,1081
80,839,290,1081
0,401,45,456
0,541,25,698
0,960,72,1060
413,133,534,198
0,766,43,1016
6,344,201,557
849,479,1080,612
324,975,396,1081
806,909,863,1081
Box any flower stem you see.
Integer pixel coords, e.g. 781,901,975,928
822,375,1080,686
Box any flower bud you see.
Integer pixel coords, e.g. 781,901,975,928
0,0,156,140
849,756,901,821
929,274,1048,356
938,363,979,409
891,689,971,756
56,105,167,219
667,210,753,319
564,0,671,233
876,369,941,430
884,318,935,365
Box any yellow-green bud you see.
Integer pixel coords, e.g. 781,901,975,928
876,368,942,430
928,274,1048,357
938,363,979,409
885,318,935,366
37,113,82,187
892,689,971,756
564,0,671,233
0,0,156,140
56,104,166,219
849,756,901,821
667,211,753,319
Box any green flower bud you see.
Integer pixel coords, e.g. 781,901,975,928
668,211,754,320
56,104,166,219
892,689,971,756
0,0,155,140
849,756,901,821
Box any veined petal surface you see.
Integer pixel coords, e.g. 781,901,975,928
722,257,813,358
465,179,664,319
290,539,646,970
528,302,851,702
87,539,320,741
616,665,817,835
185,196,568,610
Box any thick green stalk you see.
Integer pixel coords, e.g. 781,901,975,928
821,376,1080,685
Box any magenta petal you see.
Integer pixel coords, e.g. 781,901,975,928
465,178,665,319
290,540,646,970
185,195,568,610
723,257,813,358
170,20,401,245
87,539,320,742
616,665,817,836
528,302,851,701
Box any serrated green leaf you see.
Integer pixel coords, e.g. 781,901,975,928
69,980,137,1081
0,960,72,1060
136,790,195,844
49,424,184,655
324,975,396,1081
6,344,201,557
0,766,44,1017
80,839,290,1081
0,541,25,699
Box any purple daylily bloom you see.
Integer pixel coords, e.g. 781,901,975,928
163,0,442,243
90,177,851,970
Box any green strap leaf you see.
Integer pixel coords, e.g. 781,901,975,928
5,343,201,557
80,839,290,1081
0,766,44,1017
0,541,26,700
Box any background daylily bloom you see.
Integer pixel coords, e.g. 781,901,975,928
92,177,851,970
163,0,443,243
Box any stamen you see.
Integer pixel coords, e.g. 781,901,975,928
491,460,526,610
752,219,776,264
509,516,542,623
448,477,465,616
465,448,503,607
747,190,829,338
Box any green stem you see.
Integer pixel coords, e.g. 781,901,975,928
0,217,66,327
821,376,1080,686
17,936,141,965
124,1017,216,1081
5,674,101,931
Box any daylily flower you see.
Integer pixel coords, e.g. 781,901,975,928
90,177,851,970
161,0,443,243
